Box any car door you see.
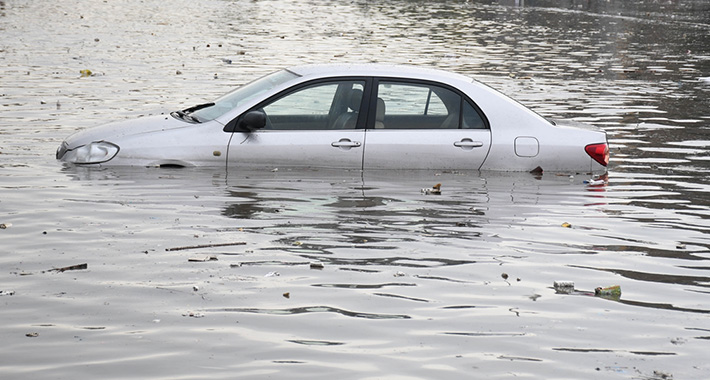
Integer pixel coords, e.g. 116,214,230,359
227,80,367,171
362,80,492,170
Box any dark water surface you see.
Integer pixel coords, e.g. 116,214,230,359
1,0,708,379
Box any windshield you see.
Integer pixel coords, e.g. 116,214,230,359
187,69,299,122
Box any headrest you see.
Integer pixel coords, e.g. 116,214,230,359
376,98,385,121
348,89,363,111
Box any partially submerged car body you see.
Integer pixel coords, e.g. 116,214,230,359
57,64,608,173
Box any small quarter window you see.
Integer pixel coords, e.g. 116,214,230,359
462,100,486,129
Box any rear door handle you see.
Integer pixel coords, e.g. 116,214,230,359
331,138,361,149
454,138,484,149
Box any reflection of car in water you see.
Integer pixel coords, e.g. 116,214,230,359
61,166,605,231
57,64,609,173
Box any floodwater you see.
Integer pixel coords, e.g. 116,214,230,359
1,0,709,378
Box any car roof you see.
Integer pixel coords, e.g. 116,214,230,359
286,63,475,84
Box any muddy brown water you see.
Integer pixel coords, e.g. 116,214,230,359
1,0,709,379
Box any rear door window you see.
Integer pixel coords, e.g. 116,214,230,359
373,81,486,130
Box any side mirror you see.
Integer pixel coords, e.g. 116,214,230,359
238,110,266,132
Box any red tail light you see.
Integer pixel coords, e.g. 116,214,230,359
585,143,609,167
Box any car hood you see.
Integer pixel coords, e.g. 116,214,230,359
62,114,193,148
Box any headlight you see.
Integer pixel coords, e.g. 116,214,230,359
57,141,120,164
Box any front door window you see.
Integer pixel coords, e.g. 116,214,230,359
261,81,365,130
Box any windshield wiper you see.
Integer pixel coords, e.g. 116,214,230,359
171,102,216,123
184,102,215,113
171,110,201,123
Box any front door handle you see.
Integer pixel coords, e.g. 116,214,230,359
454,138,484,150
331,138,362,149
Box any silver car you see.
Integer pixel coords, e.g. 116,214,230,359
56,64,609,173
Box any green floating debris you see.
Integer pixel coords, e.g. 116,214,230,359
595,285,621,297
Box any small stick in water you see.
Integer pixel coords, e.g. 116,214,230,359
45,263,88,273
165,242,247,251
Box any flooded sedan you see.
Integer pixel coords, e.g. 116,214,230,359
56,64,609,173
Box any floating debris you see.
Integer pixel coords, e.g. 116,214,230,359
421,183,442,195
393,271,406,277
554,281,621,299
529,166,544,175
25,332,39,338
188,255,218,262
583,178,606,186
670,337,687,345
79,69,92,77
265,271,280,277
553,281,575,289
652,370,673,379
45,263,88,273
309,262,324,270
283,292,290,299
165,242,246,251
595,285,621,297
0,290,15,296
553,281,579,295
182,311,204,318
0,223,11,229
561,222,572,228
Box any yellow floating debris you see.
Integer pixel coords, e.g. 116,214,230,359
421,183,442,195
